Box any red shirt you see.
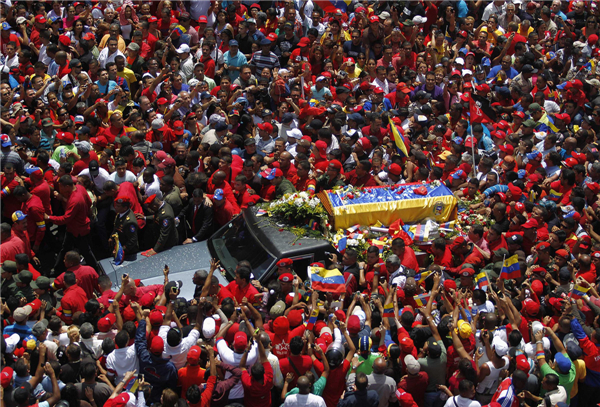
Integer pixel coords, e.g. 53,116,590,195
225,281,260,304
72,152,99,175
213,199,236,227
119,284,164,308
21,194,46,248
200,55,215,79
13,229,34,259
266,324,307,360
118,182,145,228
0,234,27,263
433,246,453,268
207,178,240,213
48,185,91,237
1,176,21,219
59,285,88,324
241,361,273,407
178,365,206,397
54,264,99,299
142,32,157,54
323,359,351,407
344,170,377,187
279,355,313,387
361,125,389,145
398,371,429,407
216,284,234,304
400,246,419,271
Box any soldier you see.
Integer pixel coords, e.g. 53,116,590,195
263,168,296,199
141,194,178,256
111,195,139,257
12,270,36,302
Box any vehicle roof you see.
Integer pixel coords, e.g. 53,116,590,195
245,206,335,258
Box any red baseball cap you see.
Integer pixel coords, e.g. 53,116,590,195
257,122,274,133
233,331,248,351
173,120,184,136
278,273,294,283
187,345,201,363
150,336,164,354
369,15,379,23
149,309,163,326
97,313,116,332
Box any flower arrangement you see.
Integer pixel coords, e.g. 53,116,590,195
268,191,328,226
457,210,495,229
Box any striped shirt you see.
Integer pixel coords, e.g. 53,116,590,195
250,51,280,71
492,377,519,407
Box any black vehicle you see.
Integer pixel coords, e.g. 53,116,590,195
100,206,338,296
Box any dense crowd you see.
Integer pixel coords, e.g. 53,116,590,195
4,0,600,407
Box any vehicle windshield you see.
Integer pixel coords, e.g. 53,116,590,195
210,214,276,280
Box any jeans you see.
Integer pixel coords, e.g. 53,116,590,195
424,390,444,407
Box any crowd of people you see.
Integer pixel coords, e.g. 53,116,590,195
4,0,600,407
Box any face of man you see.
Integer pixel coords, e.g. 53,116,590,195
108,40,118,54
116,163,127,178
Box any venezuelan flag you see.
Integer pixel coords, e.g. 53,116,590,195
113,233,124,266
309,266,345,293
475,272,489,291
173,25,187,36
337,236,347,253
413,293,431,307
383,303,395,318
306,309,319,331
548,189,563,201
500,254,521,280
316,0,351,13
571,285,589,300
414,270,432,284
389,117,409,157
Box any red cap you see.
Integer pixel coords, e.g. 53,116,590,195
57,132,75,144
35,15,47,24
187,345,201,362
443,279,457,291
90,136,108,148
347,315,361,334
83,32,95,41
460,268,475,277
144,194,157,205
513,111,525,119
357,137,371,150
535,241,550,251
516,354,530,376
554,113,571,124
173,120,184,136
257,122,274,133
458,30,468,38
1,367,14,388
233,331,248,351
522,218,539,229
451,69,462,77
388,163,402,176
150,336,164,354
555,249,569,258
278,273,293,283
523,299,540,316
369,15,379,23
114,195,131,205
277,258,293,267
157,97,168,105
148,16,158,23
59,35,71,46
149,309,163,326
158,157,176,169
287,309,304,327
97,313,116,332
399,336,414,353
315,139,327,154
298,37,310,47
329,159,342,171
373,87,385,94
586,182,600,194
476,83,491,93
499,144,514,155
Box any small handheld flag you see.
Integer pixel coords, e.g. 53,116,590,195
337,236,347,253
173,25,187,36
475,272,489,291
389,117,409,157
500,254,521,280
413,293,431,307
414,270,433,284
383,303,395,318
309,266,345,294
306,309,319,331
571,284,590,300
113,233,124,265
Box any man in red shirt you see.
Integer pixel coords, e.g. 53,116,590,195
322,319,356,407
212,188,236,228
29,15,47,48
390,238,419,271
0,222,27,263
14,186,46,253
279,336,314,387
52,251,99,299
344,160,377,187
241,332,273,407
72,140,99,176
199,43,216,78
431,237,453,268
265,315,306,360
45,175,97,272
10,211,37,263
177,345,206,397
26,166,52,215
226,265,260,305
57,271,88,324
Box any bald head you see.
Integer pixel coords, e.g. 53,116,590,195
297,376,311,394
124,278,137,296
373,357,387,374
214,170,226,184
259,332,271,348
579,254,591,268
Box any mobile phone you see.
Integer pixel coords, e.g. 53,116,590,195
165,264,168,269
108,299,114,303
311,344,316,349
122,273,128,279
236,307,242,313
138,374,144,383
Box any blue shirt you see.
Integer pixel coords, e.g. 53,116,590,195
3,323,32,340
95,80,118,101
363,98,393,112
487,65,519,80
223,50,248,82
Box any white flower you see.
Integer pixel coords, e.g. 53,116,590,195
299,192,309,199
347,239,358,246
294,198,303,207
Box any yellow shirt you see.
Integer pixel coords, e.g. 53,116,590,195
117,67,137,90
99,34,127,53
518,25,534,37
347,66,362,79
571,359,586,398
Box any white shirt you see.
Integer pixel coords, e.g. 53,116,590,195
109,170,137,185
141,174,163,199
216,337,258,399
284,393,326,407
106,344,139,383
98,48,125,69
81,336,103,359
444,395,481,407
77,167,110,188
538,386,567,407
267,350,284,388
157,325,201,369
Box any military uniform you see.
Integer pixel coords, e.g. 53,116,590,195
154,202,178,253
163,188,183,219
113,208,139,255
274,178,297,199
316,174,345,192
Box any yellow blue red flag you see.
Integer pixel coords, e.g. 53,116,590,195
500,255,520,280
309,266,345,294
389,117,408,157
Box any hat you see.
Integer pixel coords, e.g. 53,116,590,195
262,168,283,180
150,336,164,354
13,305,32,322
0,134,11,148
260,38,272,46
513,111,525,119
522,218,538,229
244,138,256,146
1,260,17,275
328,160,342,171
508,234,523,245
278,273,293,283
126,42,140,52
30,276,52,290
149,310,163,326
175,43,190,54
158,157,176,169
277,258,293,268
11,210,27,222
98,313,117,332
457,320,472,339
1,367,13,388
476,83,490,93
554,113,571,125
34,15,47,24
555,249,569,259
387,163,402,176
286,129,303,140
358,335,372,352
187,345,201,363
13,270,33,285
369,15,379,23
269,300,286,318
523,298,540,316
427,337,442,358
492,337,509,356
555,352,572,373
526,151,542,160
257,122,274,133
347,315,361,335
527,103,542,114
213,188,224,201
404,354,420,374
499,144,514,155
460,267,475,278
202,317,216,338
522,64,538,74
535,241,550,251
455,57,465,65
234,331,248,351
59,34,71,46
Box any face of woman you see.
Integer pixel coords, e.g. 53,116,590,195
314,50,322,59
68,6,75,17
368,60,376,70
125,7,132,18
218,12,226,22
75,21,83,31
